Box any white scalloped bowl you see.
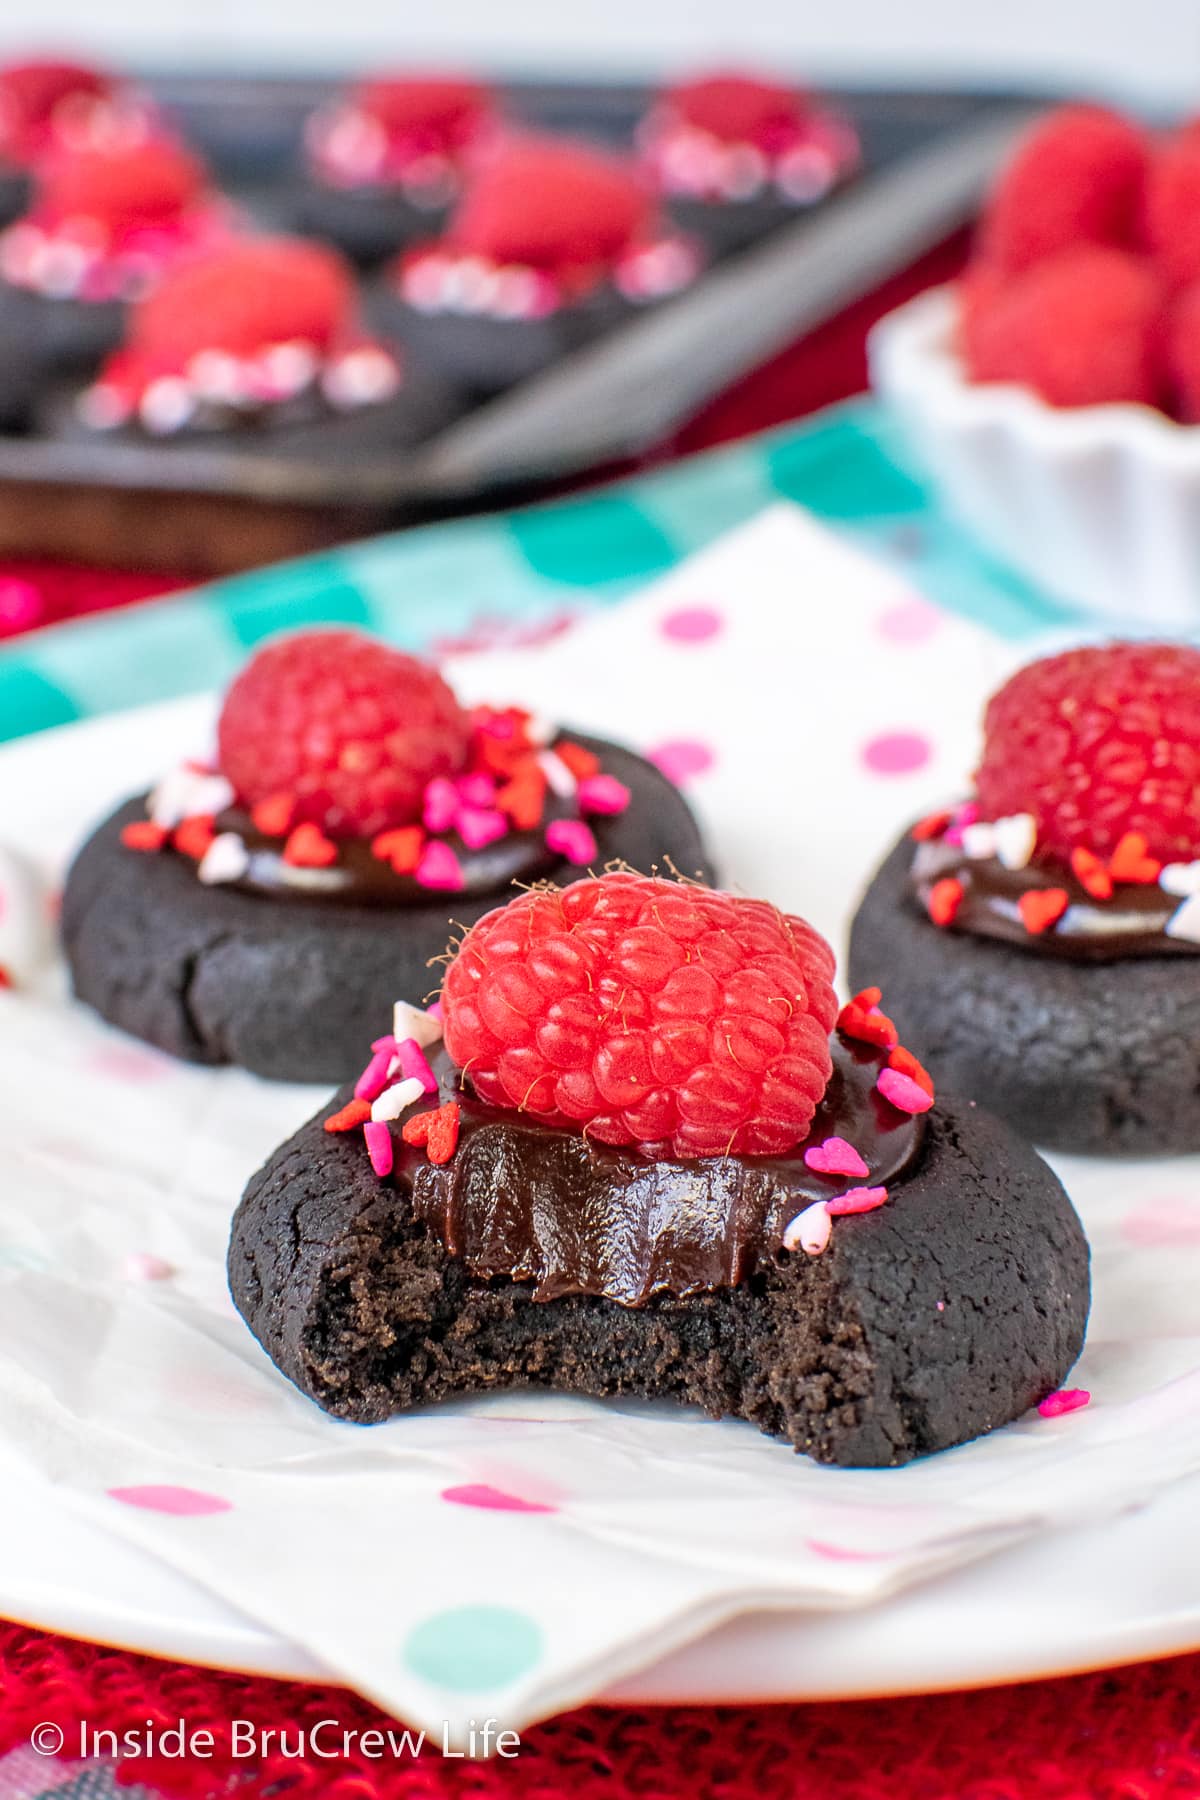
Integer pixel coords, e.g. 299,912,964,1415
869,286,1200,628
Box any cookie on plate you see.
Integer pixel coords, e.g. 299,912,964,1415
62,630,712,1082
849,640,1200,1153
229,872,1089,1465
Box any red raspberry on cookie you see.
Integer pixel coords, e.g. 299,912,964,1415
441,872,838,1160
217,629,471,838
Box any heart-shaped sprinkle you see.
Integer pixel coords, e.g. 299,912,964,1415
1108,830,1161,885
804,1136,869,1178
888,1044,935,1099
120,820,168,853
992,812,1037,870
927,876,964,927
371,825,423,874
173,815,217,861
283,822,337,868
197,831,249,886
251,791,296,837
456,806,508,850
782,1200,831,1256
402,1100,461,1164
545,819,598,865
1166,894,1200,945
415,840,465,891
422,776,459,835
1070,846,1113,900
324,1098,371,1133
960,822,997,861
837,988,899,1049
1018,887,1069,935
1160,860,1200,897
876,1068,934,1115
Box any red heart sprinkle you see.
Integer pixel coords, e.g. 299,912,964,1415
283,823,338,868
1018,887,1069,935
1107,831,1162,885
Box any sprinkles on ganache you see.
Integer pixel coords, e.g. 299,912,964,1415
119,636,632,899
327,951,933,1272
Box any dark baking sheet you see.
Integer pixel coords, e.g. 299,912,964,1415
0,79,1041,569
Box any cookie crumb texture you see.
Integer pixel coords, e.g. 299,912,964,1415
61,734,711,1083
228,1092,1088,1466
849,830,1200,1154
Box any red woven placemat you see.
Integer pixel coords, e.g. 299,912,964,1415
0,1621,1196,1798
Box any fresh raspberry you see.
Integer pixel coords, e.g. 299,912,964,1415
0,60,113,161
441,872,838,1161
959,246,1165,408
1143,123,1200,290
979,105,1150,274
352,75,492,149
449,137,653,274
130,239,356,362
36,135,207,230
217,630,471,838
661,73,808,147
1164,278,1200,419
976,642,1200,865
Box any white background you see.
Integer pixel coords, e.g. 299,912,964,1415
0,0,1196,107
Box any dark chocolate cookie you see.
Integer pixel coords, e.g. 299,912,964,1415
62,734,713,1083
848,829,1200,1155
228,1087,1089,1466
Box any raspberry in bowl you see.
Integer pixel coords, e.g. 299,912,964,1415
637,69,859,257
0,129,232,386
849,641,1200,1154
379,133,703,394
295,72,500,266
870,103,1200,624
55,235,455,452
61,629,712,1082
229,871,1089,1464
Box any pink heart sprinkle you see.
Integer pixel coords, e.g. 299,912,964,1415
456,806,508,850
577,774,631,816
826,1185,888,1216
440,1483,557,1514
108,1484,231,1517
457,772,496,808
545,819,598,865
422,777,459,835
877,1068,934,1114
1038,1388,1090,1419
416,840,465,891
804,1136,869,1178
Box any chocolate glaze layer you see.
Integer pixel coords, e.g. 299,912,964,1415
216,796,571,907
389,1037,924,1307
911,835,1198,961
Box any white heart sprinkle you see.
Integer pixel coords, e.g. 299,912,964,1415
993,813,1037,871
1165,894,1200,944
371,1077,426,1122
1160,861,1200,898
782,1200,831,1257
150,767,235,829
961,822,997,861
197,832,250,886
392,1000,443,1048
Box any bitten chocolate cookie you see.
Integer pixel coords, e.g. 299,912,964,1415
848,642,1200,1155
228,873,1089,1464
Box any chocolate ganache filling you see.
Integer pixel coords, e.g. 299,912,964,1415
388,1037,924,1306
213,795,573,907
910,813,1200,960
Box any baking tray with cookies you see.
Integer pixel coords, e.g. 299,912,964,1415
0,65,1038,573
